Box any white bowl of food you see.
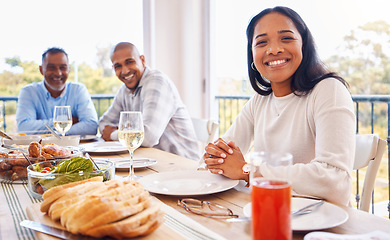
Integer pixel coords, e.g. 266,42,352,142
3,135,42,146
42,135,80,146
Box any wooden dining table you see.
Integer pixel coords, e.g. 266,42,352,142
1,141,390,240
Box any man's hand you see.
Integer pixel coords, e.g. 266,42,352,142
101,125,118,141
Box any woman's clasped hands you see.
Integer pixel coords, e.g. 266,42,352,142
204,138,249,182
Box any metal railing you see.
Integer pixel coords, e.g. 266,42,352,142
0,95,115,131
1,94,390,216
216,95,390,217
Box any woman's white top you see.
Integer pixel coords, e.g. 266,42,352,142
223,78,356,206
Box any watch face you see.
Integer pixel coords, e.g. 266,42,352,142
243,163,250,173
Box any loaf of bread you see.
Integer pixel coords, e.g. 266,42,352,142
40,178,164,239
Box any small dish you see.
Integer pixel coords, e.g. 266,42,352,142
79,135,99,143
114,158,157,171
82,141,128,155
27,158,115,199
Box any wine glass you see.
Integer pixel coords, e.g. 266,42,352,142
118,111,144,181
53,106,72,136
0,105,4,131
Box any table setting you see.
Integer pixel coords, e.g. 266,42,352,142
1,129,390,240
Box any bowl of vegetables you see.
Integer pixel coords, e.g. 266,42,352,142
27,157,115,199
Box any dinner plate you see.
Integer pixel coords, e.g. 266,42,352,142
243,197,349,231
82,141,128,155
79,135,99,143
139,170,239,196
114,158,157,170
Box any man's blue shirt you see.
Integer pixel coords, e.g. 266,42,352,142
16,80,98,135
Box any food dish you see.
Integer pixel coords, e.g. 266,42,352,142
27,159,115,199
0,146,83,182
243,197,349,231
139,170,239,196
114,158,157,171
82,142,128,155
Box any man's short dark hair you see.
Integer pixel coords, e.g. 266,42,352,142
42,47,68,62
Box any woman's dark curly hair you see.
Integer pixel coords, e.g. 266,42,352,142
247,6,347,95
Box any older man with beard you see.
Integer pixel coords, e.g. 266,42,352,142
16,47,98,135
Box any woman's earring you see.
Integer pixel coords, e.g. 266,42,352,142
251,62,257,71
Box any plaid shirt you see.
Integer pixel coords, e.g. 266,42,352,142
99,67,200,160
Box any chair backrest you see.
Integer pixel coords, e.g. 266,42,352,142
191,118,219,144
354,134,387,212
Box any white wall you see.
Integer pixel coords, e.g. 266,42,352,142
144,0,208,118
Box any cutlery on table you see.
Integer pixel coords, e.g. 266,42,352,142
20,220,97,240
0,130,13,140
44,123,62,140
226,200,325,222
291,200,324,217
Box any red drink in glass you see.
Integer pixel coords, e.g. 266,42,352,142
251,178,292,240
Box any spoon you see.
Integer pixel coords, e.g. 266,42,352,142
84,152,100,170
44,124,62,140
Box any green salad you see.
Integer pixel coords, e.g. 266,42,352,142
33,157,108,190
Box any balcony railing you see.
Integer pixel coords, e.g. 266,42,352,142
1,94,389,217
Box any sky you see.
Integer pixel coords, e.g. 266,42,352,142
0,0,143,72
1,0,389,79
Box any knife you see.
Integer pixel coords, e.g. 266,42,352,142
20,220,96,240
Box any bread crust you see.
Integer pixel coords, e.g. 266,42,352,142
40,178,164,238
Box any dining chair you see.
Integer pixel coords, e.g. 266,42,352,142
354,134,387,212
191,118,219,145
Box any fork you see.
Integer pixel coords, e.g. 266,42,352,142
226,200,325,222
292,200,325,217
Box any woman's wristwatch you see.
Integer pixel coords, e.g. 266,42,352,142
242,163,250,174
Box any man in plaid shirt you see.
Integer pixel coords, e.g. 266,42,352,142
99,42,199,160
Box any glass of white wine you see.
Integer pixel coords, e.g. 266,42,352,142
53,106,72,136
0,105,3,130
118,111,144,181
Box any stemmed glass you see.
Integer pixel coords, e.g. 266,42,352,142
0,105,4,131
53,106,72,136
118,111,144,181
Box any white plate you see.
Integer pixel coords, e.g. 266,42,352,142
79,135,99,143
82,141,128,155
243,197,349,231
114,158,157,170
139,170,239,196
